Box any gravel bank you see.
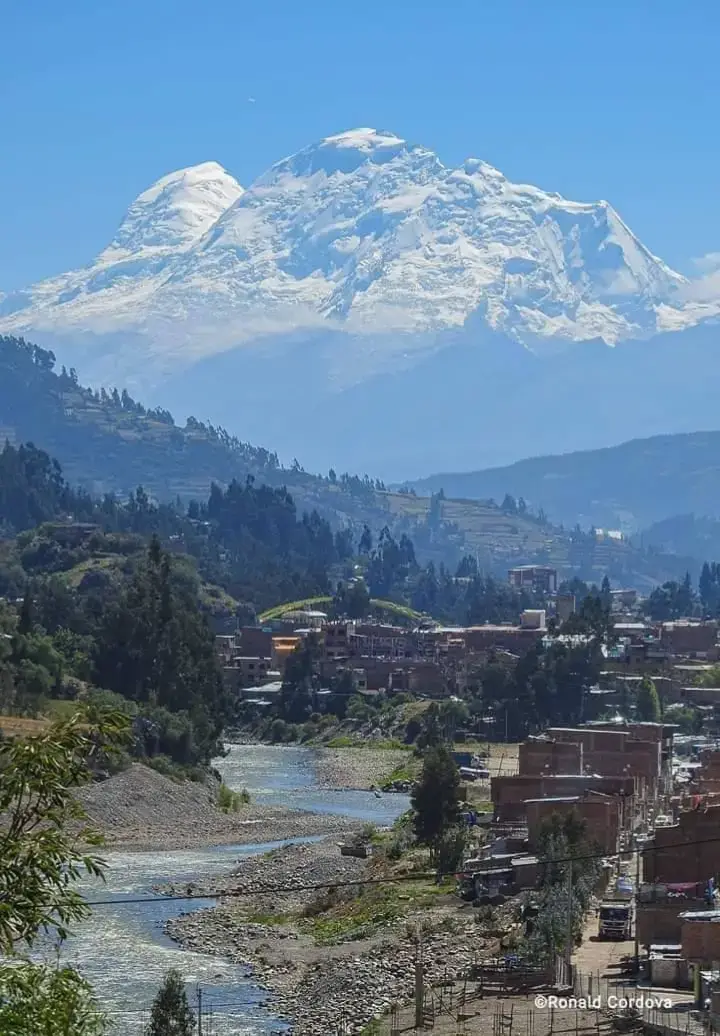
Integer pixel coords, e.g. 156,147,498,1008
311,747,413,790
166,837,490,1036
76,765,357,852
161,839,367,902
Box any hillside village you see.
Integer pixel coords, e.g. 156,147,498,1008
206,564,720,1034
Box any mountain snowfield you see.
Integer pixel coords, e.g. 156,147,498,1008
3,128,720,478
2,128,716,364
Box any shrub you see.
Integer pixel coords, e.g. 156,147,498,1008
217,782,249,813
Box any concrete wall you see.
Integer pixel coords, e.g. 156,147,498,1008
649,957,691,989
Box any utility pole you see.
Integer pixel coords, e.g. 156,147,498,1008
565,862,574,986
634,844,641,974
197,986,203,1036
414,923,424,1030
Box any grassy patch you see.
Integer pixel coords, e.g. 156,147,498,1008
323,736,410,751
63,555,120,588
145,755,208,782
359,1021,384,1036
300,878,453,946
217,782,250,812
383,758,421,785
325,735,358,748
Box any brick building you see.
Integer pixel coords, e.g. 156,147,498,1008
661,621,719,660
680,911,720,961
524,792,622,854
644,805,720,884
546,726,663,783
236,627,274,659
463,625,545,656
519,738,582,776
508,566,558,594
636,883,709,948
491,773,634,822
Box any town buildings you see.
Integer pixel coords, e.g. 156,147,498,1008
508,565,558,594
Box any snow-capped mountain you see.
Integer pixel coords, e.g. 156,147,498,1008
4,127,720,480
0,128,708,376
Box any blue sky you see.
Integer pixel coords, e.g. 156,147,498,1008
2,0,719,291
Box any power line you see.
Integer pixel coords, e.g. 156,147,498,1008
84,829,720,908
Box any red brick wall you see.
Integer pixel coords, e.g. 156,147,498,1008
637,904,692,947
662,623,718,656
547,728,630,752
491,775,634,821
525,797,620,853
682,919,720,961
463,627,544,656
644,806,720,883
583,742,659,780
518,740,582,776
237,628,273,658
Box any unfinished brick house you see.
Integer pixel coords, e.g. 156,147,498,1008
524,792,622,854
491,773,634,823
636,883,710,948
680,911,720,962
644,805,720,884
545,726,663,789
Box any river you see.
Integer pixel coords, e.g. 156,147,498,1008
57,745,410,1034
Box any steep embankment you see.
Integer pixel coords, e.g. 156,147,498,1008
76,764,355,851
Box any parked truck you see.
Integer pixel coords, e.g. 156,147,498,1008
597,901,632,939
598,875,634,940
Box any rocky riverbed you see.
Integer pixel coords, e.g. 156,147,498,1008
311,747,413,791
165,839,494,1035
76,764,357,852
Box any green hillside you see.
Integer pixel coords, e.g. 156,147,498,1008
382,491,693,590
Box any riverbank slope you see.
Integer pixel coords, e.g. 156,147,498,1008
76,764,357,852
165,839,496,1035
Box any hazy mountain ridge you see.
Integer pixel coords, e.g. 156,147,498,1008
0,334,701,590
407,429,720,533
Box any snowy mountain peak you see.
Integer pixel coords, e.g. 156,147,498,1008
0,128,715,371
262,127,436,182
104,161,244,258
323,128,405,148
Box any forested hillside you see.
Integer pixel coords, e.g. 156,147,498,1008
0,439,568,766
0,335,700,589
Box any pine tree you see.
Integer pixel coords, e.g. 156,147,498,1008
358,525,373,555
145,970,195,1036
411,744,461,858
17,589,33,636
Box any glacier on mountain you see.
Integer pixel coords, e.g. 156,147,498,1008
0,127,709,379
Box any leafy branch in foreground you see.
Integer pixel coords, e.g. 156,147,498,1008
0,709,130,954
0,962,108,1036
